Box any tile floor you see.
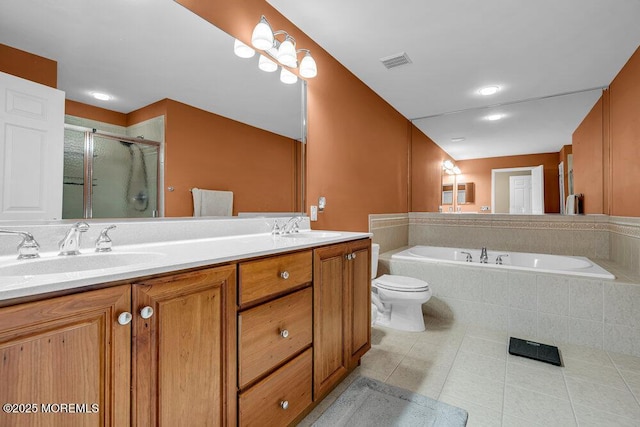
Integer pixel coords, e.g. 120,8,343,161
301,316,640,426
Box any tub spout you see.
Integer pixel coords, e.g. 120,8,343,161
480,247,488,263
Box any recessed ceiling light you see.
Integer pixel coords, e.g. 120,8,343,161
485,113,504,121
478,85,501,96
91,92,112,101
451,137,466,143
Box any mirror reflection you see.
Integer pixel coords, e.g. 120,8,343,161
0,0,305,220
421,89,602,214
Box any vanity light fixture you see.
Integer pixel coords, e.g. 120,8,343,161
233,39,256,59
478,85,501,96
235,15,318,82
443,160,461,175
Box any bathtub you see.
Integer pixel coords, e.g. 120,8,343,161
392,246,615,279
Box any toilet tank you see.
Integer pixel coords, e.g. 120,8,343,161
371,243,380,279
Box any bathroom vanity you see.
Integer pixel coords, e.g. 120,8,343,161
0,220,371,426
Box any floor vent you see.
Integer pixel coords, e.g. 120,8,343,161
508,337,562,366
380,52,412,69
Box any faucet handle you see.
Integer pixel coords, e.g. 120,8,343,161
460,251,473,262
74,221,90,232
96,225,116,252
495,254,509,265
271,220,282,235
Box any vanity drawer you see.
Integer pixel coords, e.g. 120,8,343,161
239,250,312,306
239,348,312,427
238,287,312,388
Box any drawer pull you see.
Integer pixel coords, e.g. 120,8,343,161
280,400,289,410
280,271,290,280
345,253,352,260
117,312,132,325
280,329,289,338
140,306,154,319
352,252,357,259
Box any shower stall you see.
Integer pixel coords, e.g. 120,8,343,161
63,125,161,219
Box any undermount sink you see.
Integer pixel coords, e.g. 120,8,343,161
279,231,342,239
0,251,164,277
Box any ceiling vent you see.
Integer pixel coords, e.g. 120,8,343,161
380,52,412,69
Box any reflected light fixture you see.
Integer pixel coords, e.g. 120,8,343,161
258,55,278,72
234,15,318,83
233,39,255,58
485,113,505,121
443,160,461,175
451,137,465,143
91,92,111,101
478,85,501,96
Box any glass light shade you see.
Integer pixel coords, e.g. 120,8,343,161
251,18,274,50
277,36,297,67
443,160,454,170
258,55,278,72
280,68,298,84
299,52,317,78
233,39,255,59
445,169,454,175
453,166,462,175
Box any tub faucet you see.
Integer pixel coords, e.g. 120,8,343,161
460,251,473,262
0,229,40,259
59,222,90,256
480,247,488,264
495,254,509,265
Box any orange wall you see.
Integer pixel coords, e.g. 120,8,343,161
573,97,604,214
0,44,57,88
130,99,299,217
609,47,640,217
411,125,451,211
456,153,561,213
65,99,127,127
175,0,412,231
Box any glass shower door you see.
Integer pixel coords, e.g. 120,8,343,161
91,135,158,218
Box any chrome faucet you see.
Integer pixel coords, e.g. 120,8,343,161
0,229,40,259
95,225,116,252
59,222,90,256
460,251,473,262
495,254,509,265
480,247,488,264
282,216,303,234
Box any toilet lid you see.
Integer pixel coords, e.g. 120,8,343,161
374,274,430,292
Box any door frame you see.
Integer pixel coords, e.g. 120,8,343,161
491,165,545,214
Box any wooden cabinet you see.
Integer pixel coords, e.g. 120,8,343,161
313,239,371,400
0,285,131,427
132,265,236,427
457,182,475,204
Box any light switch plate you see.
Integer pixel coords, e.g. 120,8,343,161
310,205,318,221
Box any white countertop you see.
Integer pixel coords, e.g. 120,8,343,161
0,230,371,302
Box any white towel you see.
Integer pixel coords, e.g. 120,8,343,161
565,194,578,215
192,188,233,217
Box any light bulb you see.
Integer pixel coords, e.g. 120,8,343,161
277,35,297,68
91,92,111,101
280,68,298,84
478,85,500,96
453,167,462,175
443,160,454,170
251,16,274,50
259,55,278,72
485,113,504,121
299,52,317,78
233,39,255,59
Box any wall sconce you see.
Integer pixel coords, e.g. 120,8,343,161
234,15,318,84
443,160,461,175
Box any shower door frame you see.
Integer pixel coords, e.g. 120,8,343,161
64,124,163,219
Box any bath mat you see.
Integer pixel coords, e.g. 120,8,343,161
508,337,562,366
311,376,468,427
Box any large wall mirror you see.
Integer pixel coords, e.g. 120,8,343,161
0,0,305,220
416,89,602,214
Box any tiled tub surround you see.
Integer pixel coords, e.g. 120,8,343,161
369,213,409,254
380,250,640,358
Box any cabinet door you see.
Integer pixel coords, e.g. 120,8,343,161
133,265,236,427
0,285,131,427
346,239,371,367
313,244,349,400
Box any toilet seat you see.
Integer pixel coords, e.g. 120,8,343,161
373,274,430,292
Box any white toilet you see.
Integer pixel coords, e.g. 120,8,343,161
371,243,432,332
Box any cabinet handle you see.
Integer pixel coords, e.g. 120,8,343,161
280,329,289,338
352,252,357,259
280,400,289,410
117,312,133,325
140,306,154,319
345,254,352,260
280,271,290,280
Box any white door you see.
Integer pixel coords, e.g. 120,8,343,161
509,175,532,214
0,72,65,220
531,164,545,215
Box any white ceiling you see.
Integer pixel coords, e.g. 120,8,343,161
268,0,640,159
0,0,303,139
